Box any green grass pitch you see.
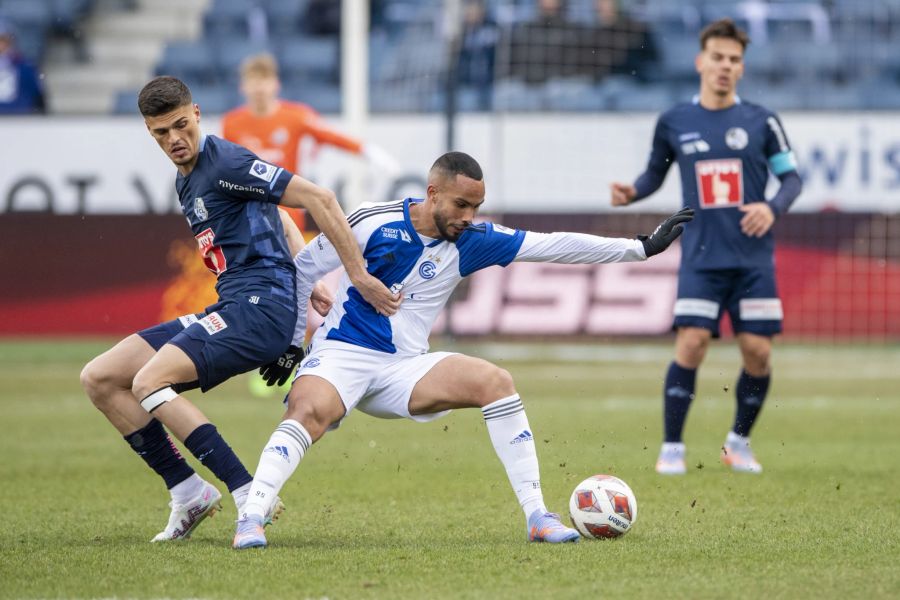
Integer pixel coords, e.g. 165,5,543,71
1,339,898,599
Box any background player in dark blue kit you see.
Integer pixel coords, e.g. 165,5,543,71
80,76,399,542
609,19,803,475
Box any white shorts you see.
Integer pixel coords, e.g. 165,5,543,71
293,339,458,426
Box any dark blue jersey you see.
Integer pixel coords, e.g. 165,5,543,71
176,135,296,308
634,98,798,270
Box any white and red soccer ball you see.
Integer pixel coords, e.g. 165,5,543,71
569,474,638,539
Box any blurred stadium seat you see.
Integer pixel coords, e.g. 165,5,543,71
7,0,895,115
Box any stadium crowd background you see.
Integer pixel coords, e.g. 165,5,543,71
1,0,898,342
3,0,900,114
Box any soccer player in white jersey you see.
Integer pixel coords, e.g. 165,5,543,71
610,19,803,475
233,152,693,548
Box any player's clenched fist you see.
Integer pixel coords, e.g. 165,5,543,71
610,182,637,206
638,207,695,257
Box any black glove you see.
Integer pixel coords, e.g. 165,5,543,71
639,208,695,257
259,345,305,387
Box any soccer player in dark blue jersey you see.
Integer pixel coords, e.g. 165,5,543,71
80,76,399,542
610,19,803,475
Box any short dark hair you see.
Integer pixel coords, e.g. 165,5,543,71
700,18,750,51
137,76,193,117
430,151,483,182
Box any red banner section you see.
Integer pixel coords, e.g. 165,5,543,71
1,214,897,340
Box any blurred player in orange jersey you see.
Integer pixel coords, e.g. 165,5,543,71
223,53,396,396
222,53,399,232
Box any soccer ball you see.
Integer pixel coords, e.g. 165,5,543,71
568,474,638,539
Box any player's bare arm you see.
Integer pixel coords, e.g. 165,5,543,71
278,208,305,256
279,175,400,316
738,202,775,238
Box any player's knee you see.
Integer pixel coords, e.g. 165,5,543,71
676,330,710,367
284,394,342,443
131,369,162,404
742,345,771,375
478,366,516,405
80,359,116,406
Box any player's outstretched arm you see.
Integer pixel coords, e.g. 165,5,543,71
280,175,400,316
638,208,695,257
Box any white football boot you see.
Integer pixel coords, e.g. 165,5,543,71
721,432,763,473
151,480,222,542
655,442,687,475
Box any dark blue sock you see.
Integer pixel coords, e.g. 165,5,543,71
663,361,697,443
733,370,770,437
124,419,195,489
183,423,252,492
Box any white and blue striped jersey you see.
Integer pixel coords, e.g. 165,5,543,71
293,198,646,356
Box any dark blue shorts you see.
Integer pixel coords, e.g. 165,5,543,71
673,267,783,338
138,296,296,392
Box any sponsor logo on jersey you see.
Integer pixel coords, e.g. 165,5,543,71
679,131,701,141
381,226,412,242
249,159,278,183
726,127,749,150
695,159,743,208
510,429,533,445
419,261,437,279
195,227,227,274
681,139,710,155
218,179,265,195
199,311,228,335
193,197,208,221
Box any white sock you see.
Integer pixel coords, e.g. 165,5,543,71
726,431,750,447
169,473,204,505
231,482,251,510
242,419,312,520
482,394,547,518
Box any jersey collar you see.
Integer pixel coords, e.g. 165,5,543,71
692,94,741,106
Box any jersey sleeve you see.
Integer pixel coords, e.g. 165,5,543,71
291,233,343,345
515,231,646,264
302,110,364,154
213,144,294,204
456,222,527,277
633,114,675,201
763,112,799,176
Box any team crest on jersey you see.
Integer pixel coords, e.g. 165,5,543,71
249,159,278,183
193,197,208,221
419,261,437,279
695,159,743,208
271,127,289,145
725,127,749,150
